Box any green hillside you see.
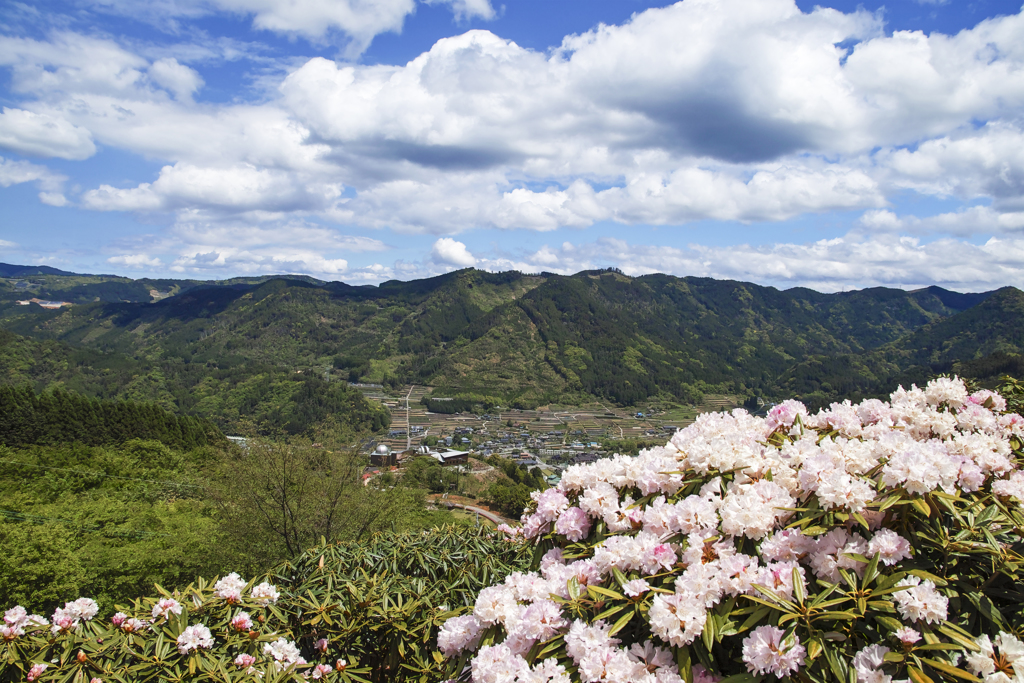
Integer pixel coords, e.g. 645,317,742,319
0,267,1018,419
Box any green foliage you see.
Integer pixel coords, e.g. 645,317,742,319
212,438,417,568
0,384,224,450
400,457,460,494
0,441,222,613
482,457,547,517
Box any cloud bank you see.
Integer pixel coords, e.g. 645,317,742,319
1,0,1024,288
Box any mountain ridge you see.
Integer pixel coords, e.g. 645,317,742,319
0,266,1019,423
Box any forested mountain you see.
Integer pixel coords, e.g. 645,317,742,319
0,266,1019,418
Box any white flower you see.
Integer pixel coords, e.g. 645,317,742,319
892,577,948,624
868,529,912,566
471,643,528,683
648,593,706,647
176,624,214,655
213,572,247,602
965,632,1024,683
741,625,805,678
438,614,484,657
852,644,891,683
622,579,651,597
152,598,182,620
263,637,302,667
250,582,280,606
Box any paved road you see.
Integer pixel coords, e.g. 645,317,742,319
446,502,506,526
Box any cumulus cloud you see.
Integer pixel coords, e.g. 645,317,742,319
101,219,388,278
3,0,1024,284
461,234,1024,293
431,237,476,266
148,58,204,102
877,122,1024,210
0,108,96,159
82,162,344,214
857,206,1024,237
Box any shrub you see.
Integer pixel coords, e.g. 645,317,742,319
0,526,531,682
440,378,1024,682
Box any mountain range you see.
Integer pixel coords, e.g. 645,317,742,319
1,266,1022,431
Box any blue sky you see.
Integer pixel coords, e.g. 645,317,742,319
1,0,1023,291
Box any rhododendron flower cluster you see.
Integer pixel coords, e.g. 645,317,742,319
251,581,281,606
441,378,1024,682
151,597,182,621
965,632,1024,682
264,637,307,671
50,598,99,634
214,572,248,602
176,623,214,655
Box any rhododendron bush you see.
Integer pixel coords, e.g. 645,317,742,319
440,378,1024,683
0,526,530,682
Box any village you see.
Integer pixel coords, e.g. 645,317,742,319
356,383,741,490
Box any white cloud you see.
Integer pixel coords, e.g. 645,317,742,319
212,0,414,56
4,0,1024,261
148,58,204,102
82,162,344,214
0,108,96,160
427,0,495,21
0,157,67,206
460,234,1024,293
431,237,476,267
107,253,164,268
39,191,68,206
877,122,1024,210
99,219,387,278
857,206,1024,237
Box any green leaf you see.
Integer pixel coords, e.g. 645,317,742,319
588,585,626,601
907,666,935,683
609,610,633,636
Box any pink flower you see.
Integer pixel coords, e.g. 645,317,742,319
895,627,921,645
765,400,807,433
176,624,214,655
234,654,256,668
692,664,722,683
230,612,253,631
312,663,333,679
151,598,182,621
868,529,912,566
250,582,280,606
554,507,591,542
27,664,47,681
120,618,148,633
110,613,127,627
315,638,329,653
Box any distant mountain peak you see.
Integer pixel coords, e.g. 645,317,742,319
0,263,80,277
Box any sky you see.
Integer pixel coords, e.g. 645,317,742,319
1,0,1023,292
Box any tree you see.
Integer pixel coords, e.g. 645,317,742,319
213,437,410,568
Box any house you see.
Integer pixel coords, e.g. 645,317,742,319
429,448,469,466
